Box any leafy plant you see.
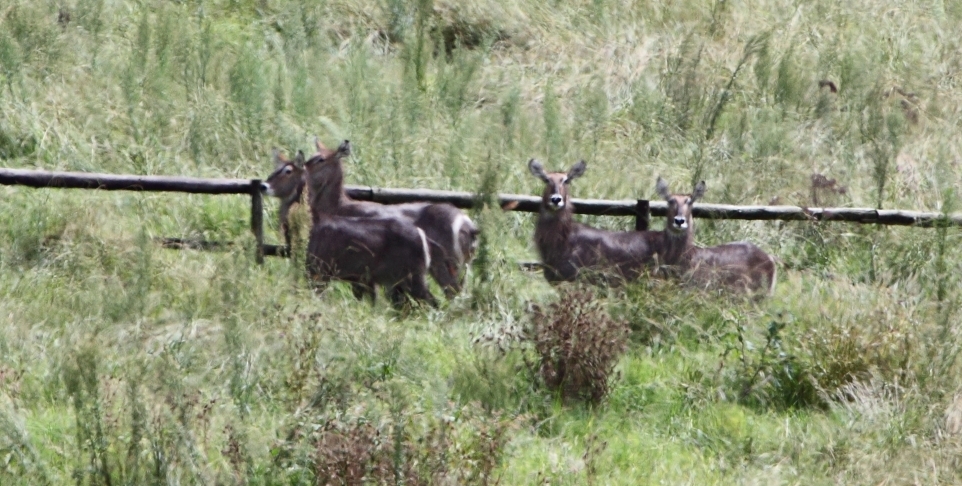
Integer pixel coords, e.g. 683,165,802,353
717,314,825,410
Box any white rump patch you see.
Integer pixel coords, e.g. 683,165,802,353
451,214,475,263
768,255,777,295
416,227,431,269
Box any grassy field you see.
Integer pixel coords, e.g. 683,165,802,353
3,0,962,483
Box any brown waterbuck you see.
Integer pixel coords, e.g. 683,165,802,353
305,139,478,298
260,149,308,255
528,158,662,283
655,177,777,295
287,146,437,308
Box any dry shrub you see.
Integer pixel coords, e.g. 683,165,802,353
310,406,514,486
314,420,390,485
528,288,629,405
712,303,918,411
799,312,914,396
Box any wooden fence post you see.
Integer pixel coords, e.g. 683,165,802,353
250,180,264,264
635,199,650,231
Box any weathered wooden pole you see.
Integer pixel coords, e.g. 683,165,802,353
250,180,265,264
635,199,650,231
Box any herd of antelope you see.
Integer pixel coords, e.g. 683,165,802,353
261,140,776,308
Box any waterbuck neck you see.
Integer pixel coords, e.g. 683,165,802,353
660,228,695,265
279,181,305,228
535,204,575,263
307,160,354,216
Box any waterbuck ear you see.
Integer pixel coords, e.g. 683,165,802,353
294,150,306,167
336,140,351,157
314,136,327,153
692,181,706,201
528,159,550,182
655,177,671,200
566,160,587,182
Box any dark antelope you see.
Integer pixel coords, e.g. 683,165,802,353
305,139,478,297
656,178,777,295
528,159,661,283
261,149,308,255
299,146,436,307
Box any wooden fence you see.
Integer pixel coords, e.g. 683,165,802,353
3,167,961,263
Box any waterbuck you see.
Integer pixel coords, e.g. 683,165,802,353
305,139,478,298
260,149,308,255
655,177,777,295
527,158,662,283
305,210,438,308
262,149,436,307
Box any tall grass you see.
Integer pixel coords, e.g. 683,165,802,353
3,0,962,483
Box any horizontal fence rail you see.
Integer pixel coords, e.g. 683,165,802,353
345,185,962,228
3,167,962,264
0,167,253,194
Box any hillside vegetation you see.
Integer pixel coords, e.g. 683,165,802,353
3,0,962,483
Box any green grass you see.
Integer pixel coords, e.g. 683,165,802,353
3,0,962,483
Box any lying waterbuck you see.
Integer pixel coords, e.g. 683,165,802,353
306,139,478,297
260,149,308,255
655,178,777,295
528,159,661,283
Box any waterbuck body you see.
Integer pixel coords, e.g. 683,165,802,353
656,178,777,295
306,213,437,308
528,159,662,283
305,140,478,297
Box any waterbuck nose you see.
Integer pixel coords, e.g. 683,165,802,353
673,216,686,227
260,182,270,193
550,195,563,206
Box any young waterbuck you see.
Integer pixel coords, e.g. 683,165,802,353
528,158,662,283
305,139,478,298
655,177,777,295
305,210,438,308
261,149,308,256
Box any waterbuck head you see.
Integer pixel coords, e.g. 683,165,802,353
528,159,587,212
656,177,706,235
261,149,305,202
303,139,352,197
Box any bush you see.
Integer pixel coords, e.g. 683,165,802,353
302,404,514,485
528,288,629,406
718,316,826,410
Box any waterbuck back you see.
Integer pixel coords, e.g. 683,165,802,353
656,177,777,295
527,159,662,284
305,139,478,297
306,214,437,308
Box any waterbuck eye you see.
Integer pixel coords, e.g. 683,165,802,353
562,177,570,185
283,166,293,174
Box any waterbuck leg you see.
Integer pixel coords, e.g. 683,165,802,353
409,276,438,308
387,285,409,309
431,257,461,299
351,282,376,304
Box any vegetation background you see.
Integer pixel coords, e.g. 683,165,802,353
2,0,962,483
